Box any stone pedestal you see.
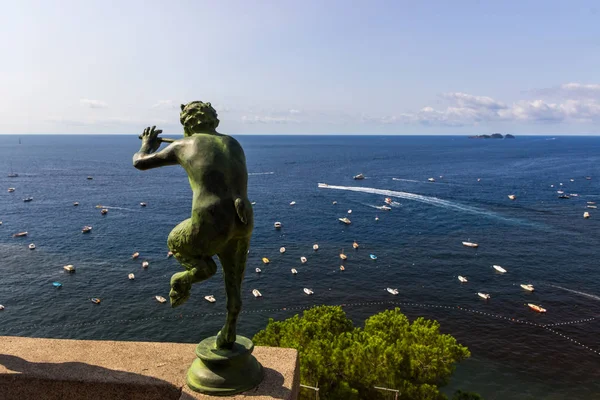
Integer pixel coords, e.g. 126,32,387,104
0,336,298,400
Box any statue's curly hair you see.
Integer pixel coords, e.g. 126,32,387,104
180,101,220,133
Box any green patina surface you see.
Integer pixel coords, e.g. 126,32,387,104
133,102,262,394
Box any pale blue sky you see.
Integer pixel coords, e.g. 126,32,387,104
1,1,599,134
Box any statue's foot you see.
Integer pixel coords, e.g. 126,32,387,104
169,271,192,308
216,329,236,350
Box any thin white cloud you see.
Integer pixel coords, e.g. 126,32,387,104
151,100,177,109
241,115,300,124
560,83,600,92
80,99,108,109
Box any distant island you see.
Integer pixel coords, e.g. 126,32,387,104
468,133,515,139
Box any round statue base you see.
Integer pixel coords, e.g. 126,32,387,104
186,335,264,396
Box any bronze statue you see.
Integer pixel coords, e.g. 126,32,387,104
133,101,262,394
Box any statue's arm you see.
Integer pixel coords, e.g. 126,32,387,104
133,142,180,170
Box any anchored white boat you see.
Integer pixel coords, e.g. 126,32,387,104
82,226,92,233
384,197,392,205
332,201,337,205
100,208,108,215
8,188,15,193
508,194,516,200
353,173,365,180
352,241,359,249
167,251,173,257
255,267,261,273
462,242,478,248
274,221,282,229
204,295,216,303
128,273,135,280
527,303,546,313
63,265,75,273
300,256,307,263
428,178,435,182
478,292,491,300
376,205,391,211
140,202,147,207
142,261,149,268
493,265,507,273
339,252,347,260
28,243,36,250
587,205,597,209
313,244,319,251
375,216,379,221
280,247,286,254
0,305,4,310
132,252,140,259
262,257,270,264
289,201,296,206
458,276,468,283
520,284,534,292
339,217,351,225
13,231,28,237
584,212,590,219
303,288,313,295
291,268,298,274
252,289,262,298
386,288,399,295
155,296,167,303
339,265,345,271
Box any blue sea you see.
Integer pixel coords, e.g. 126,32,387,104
1,135,599,399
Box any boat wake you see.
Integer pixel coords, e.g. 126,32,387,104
318,183,540,226
392,178,420,183
550,285,600,302
249,172,275,176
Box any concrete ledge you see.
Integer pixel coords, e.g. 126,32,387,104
0,336,299,400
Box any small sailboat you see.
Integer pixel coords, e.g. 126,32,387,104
252,289,262,298
338,217,351,225
204,295,216,303
73,201,79,206
462,241,478,248
369,254,377,260
353,173,365,180
458,276,468,283
262,257,270,264
584,212,591,219
527,303,546,313
492,265,507,273
303,288,313,295
13,231,28,237
478,292,491,300
82,226,92,233
132,252,140,259
28,243,36,250
142,261,149,268
289,201,296,206
53,282,62,288
291,268,298,274
140,202,147,207
63,265,75,273
508,194,516,200
339,265,345,271
101,208,108,215
386,288,399,295
339,251,347,260
155,296,167,303
300,256,307,263
279,247,286,254
7,188,15,193
255,267,261,273
128,273,135,280
313,244,319,251
352,241,359,249
90,298,101,304
520,284,534,292
274,221,282,229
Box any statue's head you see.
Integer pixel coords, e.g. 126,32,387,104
180,101,220,136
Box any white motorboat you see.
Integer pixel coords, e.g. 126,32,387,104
352,241,359,249
520,284,534,292
527,303,547,313
339,265,345,271
386,288,399,295
587,201,596,205
73,201,79,206
428,177,435,182
63,265,75,273
274,221,282,229
587,205,597,209
255,267,261,273
584,212,591,219
376,205,391,211
300,256,307,263
291,268,298,274
570,179,574,182
508,194,516,200
303,288,313,295
128,273,135,280
262,257,270,264
155,295,167,303
140,202,147,207
142,261,149,268
458,276,468,283
462,242,478,248
204,295,216,303
13,231,28,237
252,289,262,298
132,252,140,259
384,197,392,205
82,225,92,233
280,247,286,254
289,201,296,206
339,251,347,260
492,265,507,273
167,251,173,257
23,197,33,202
313,244,319,251
8,188,15,193
353,173,365,180
375,216,379,221
28,243,36,250
332,201,337,205
338,217,351,225
100,208,108,215
0,305,4,310
478,292,491,300
347,209,352,214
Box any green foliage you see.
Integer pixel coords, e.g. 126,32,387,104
452,390,484,400
253,306,471,400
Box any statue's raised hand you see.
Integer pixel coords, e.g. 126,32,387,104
139,126,162,154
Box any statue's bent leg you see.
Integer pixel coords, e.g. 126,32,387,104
215,237,250,349
168,219,217,308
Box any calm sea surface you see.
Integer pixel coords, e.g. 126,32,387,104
1,135,599,399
